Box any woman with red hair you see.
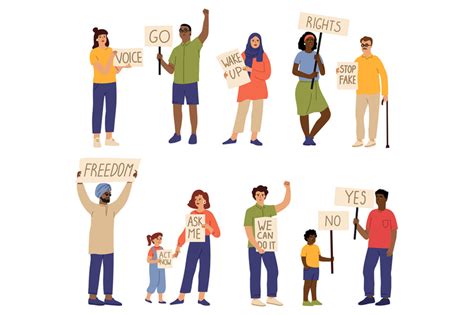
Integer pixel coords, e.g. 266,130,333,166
170,190,220,306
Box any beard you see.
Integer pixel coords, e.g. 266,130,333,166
100,196,111,204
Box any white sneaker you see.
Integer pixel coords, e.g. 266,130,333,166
266,297,283,306
251,299,266,307
93,138,101,148
105,138,120,146
365,140,376,147
352,140,363,147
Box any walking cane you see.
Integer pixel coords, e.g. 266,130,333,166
381,100,389,148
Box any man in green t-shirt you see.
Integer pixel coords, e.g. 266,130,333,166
243,181,291,307
157,9,209,145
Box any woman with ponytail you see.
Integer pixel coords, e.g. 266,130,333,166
145,232,167,304
89,27,130,148
222,33,271,146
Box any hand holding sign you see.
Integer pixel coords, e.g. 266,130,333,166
114,49,143,67
217,49,251,88
157,250,173,268
78,158,140,183
319,211,349,274
255,217,278,252
203,223,214,234
337,62,358,89
186,214,206,242
145,26,173,75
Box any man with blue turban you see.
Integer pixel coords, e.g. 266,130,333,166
76,170,137,306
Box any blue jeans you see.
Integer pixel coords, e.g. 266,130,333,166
180,236,211,293
248,248,278,299
363,248,393,298
88,253,114,295
92,83,117,133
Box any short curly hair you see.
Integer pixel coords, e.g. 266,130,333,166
304,229,317,241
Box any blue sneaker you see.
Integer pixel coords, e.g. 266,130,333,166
158,301,167,304
168,133,181,143
88,298,105,306
358,296,375,305
170,298,184,305
189,134,197,144
250,139,263,146
303,137,316,146
223,138,237,145
104,298,122,306
198,299,210,306
375,298,390,306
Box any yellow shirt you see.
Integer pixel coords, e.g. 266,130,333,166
301,244,320,268
355,54,388,96
90,47,116,83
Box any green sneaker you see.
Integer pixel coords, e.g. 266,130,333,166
312,300,322,305
303,301,313,306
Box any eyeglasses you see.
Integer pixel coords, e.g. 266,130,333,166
179,28,190,33
361,43,372,48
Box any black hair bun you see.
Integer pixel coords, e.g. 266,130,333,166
93,27,99,33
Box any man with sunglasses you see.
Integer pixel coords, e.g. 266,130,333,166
352,36,388,148
157,9,209,145
76,170,137,306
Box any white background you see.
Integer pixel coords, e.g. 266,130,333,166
1,0,472,314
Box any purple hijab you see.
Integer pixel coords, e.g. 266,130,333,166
244,33,264,76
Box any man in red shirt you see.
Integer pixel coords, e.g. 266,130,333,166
353,189,397,306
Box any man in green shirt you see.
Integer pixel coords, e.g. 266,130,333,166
244,181,291,307
157,9,209,145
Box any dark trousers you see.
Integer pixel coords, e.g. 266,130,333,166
180,236,211,293
248,248,278,299
88,253,114,295
363,248,393,298
92,83,117,133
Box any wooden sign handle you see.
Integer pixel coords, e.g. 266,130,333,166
158,46,162,75
330,230,334,274
353,207,359,240
310,32,323,89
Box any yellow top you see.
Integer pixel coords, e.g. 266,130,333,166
90,47,116,83
301,244,320,268
355,54,388,96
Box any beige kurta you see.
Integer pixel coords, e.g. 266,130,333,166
77,183,132,254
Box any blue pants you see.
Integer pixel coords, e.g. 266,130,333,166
363,248,393,298
92,83,117,133
88,253,114,295
180,236,210,293
147,268,166,293
248,248,278,299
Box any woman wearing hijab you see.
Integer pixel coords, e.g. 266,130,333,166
223,33,271,146
292,32,331,146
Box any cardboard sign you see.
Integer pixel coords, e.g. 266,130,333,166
157,249,173,268
318,211,349,230
78,158,140,183
337,62,358,89
113,48,143,67
185,214,205,242
255,217,277,251
298,13,349,36
217,49,251,88
334,187,374,208
145,26,173,47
